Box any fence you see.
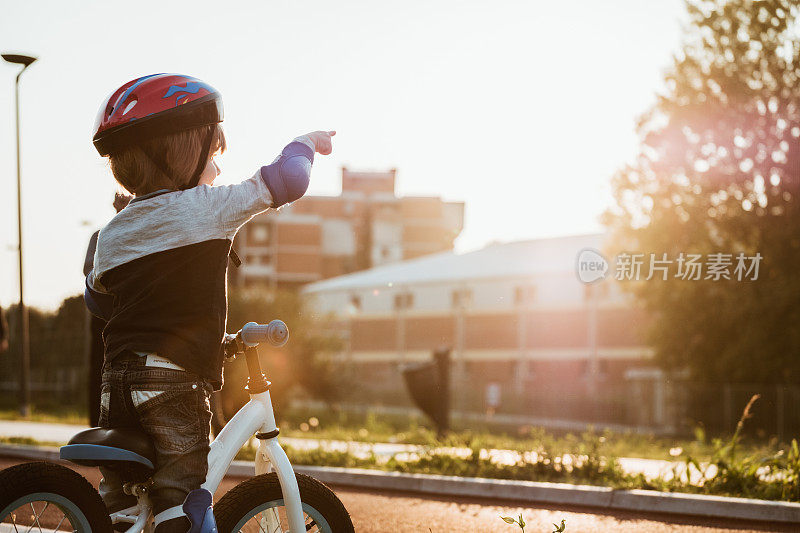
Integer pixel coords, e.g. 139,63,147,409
0,368,88,410
672,382,800,441
0,300,90,414
323,360,800,438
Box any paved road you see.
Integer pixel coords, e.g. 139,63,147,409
0,458,790,532
0,420,697,481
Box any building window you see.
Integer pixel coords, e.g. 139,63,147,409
452,288,472,310
581,359,608,378
514,285,535,306
246,254,271,265
251,224,270,244
394,292,413,310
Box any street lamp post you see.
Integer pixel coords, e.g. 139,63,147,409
3,53,37,417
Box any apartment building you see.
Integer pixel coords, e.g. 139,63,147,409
230,167,464,290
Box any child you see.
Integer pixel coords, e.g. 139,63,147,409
85,73,334,532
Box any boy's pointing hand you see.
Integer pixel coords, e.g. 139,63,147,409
306,130,336,156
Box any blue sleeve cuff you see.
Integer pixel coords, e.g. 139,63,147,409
260,141,314,207
84,276,113,321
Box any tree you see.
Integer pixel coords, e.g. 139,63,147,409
604,0,800,383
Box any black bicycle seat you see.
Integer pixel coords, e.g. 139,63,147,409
60,427,156,481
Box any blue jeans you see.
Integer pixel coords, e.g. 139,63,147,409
98,351,213,533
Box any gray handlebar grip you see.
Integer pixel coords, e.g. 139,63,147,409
241,320,289,347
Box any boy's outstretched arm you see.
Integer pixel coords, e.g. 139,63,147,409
203,131,335,234
261,131,335,206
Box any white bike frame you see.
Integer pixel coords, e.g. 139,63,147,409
110,338,306,533
205,388,305,531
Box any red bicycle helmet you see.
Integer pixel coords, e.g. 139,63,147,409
93,73,224,189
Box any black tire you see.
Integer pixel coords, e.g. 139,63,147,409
215,473,354,533
0,461,112,533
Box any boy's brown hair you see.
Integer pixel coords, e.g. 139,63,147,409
108,124,226,195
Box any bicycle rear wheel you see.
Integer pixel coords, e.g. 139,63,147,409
214,472,354,533
0,462,112,533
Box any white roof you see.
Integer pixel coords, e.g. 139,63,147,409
303,233,604,293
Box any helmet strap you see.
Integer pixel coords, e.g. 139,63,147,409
184,126,216,190
141,148,176,185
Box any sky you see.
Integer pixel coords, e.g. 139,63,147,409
0,0,686,308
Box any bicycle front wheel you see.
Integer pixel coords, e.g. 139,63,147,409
214,472,354,533
0,462,112,532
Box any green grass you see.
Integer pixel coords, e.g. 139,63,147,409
0,408,88,426
276,407,777,463
264,399,800,502
0,436,65,448
0,403,778,463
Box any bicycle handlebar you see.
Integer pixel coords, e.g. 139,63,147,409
240,320,289,348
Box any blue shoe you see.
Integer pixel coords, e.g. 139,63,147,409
182,489,217,533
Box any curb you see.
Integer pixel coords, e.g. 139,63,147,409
0,444,60,461
2,444,798,524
